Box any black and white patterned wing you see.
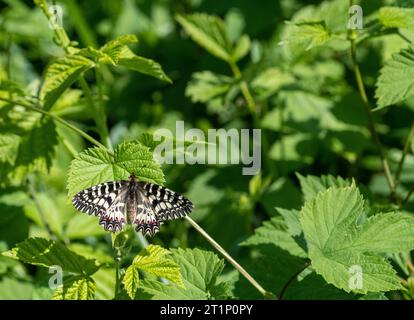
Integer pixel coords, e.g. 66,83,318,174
72,181,128,232
138,182,194,221
133,187,161,237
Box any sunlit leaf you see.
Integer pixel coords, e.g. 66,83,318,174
67,140,165,197
301,186,414,293
41,54,95,110
176,13,232,62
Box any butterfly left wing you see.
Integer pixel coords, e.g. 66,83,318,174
72,181,128,232
137,182,194,221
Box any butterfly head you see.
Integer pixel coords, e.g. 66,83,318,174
129,172,138,182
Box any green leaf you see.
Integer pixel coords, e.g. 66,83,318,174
350,212,414,253
276,207,302,237
301,186,414,293
296,173,351,202
251,67,295,99
0,204,29,247
0,277,35,300
123,264,140,299
379,6,414,29
140,248,231,299
0,79,26,96
52,276,95,300
133,245,183,286
67,140,165,197
0,133,20,165
86,34,170,83
65,214,107,239
186,71,234,103
241,216,306,258
176,13,232,62
0,112,58,183
41,54,95,110
2,237,101,275
15,117,58,176
67,244,113,265
232,35,251,62
375,46,414,109
92,267,116,300
100,34,138,64
123,245,183,299
285,273,358,300
225,8,245,43
117,47,172,83
280,21,331,51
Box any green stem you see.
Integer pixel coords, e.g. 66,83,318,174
395,121,414,188
228,60,276,177
398,30,412,44
348,31,396,197
95,69,113,149
36,0,110,147
229,61,255,114
36,0,71,50
403,187,414,207
0,97,108,151
63,0,98,48
279,261,310,300
61,137,79,158
78,76,111,148
27,178,56,240
111,234,122,299
185,216,274,299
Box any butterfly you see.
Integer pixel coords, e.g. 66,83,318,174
71,173,194,236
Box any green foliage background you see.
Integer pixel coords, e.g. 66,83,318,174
1,0,414,300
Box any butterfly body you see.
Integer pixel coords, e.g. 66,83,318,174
126,175,138,223
72,173,194,236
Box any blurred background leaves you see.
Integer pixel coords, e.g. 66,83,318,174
0,0,414,299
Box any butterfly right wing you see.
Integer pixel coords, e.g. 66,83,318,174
72,181,128,232
137,182,194,221
132,186,161,237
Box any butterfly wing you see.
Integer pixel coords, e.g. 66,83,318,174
133,186,161,236
137,182,194,221
72,181,128,232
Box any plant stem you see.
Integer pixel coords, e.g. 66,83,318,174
395,121,414,188
61,137,79,158
0,97,108,151
403,186,414,207
36,0,111,148
398,30,412,44
111,234,122,299
27,178,56,240
229,60,256,114
407,259,414,275
228,60,276,177
185,216,274,299
36,0,71,50
78,76,111,148
278,261,310,300
63,0,98,48
348,31,396,196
